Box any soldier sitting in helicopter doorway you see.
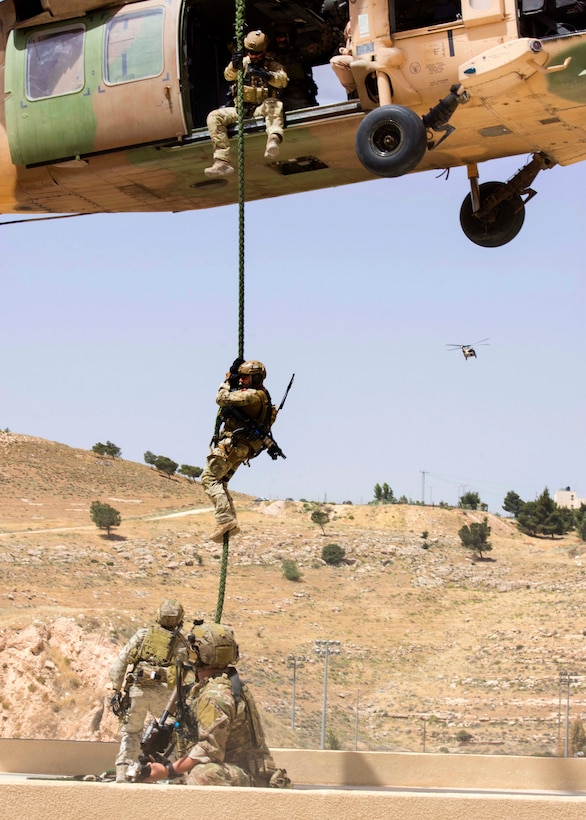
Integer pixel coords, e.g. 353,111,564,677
204,30,288,178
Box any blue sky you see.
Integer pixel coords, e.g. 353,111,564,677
1,66,584,511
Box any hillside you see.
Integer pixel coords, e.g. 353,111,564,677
1,431,586,758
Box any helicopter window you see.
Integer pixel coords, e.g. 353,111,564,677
26,26,84,100
104,7,164,85
518,0,586,35
394,1,462,32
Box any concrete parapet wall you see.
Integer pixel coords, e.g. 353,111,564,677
1,778,586,820
1,739,586,791
1,740,586,819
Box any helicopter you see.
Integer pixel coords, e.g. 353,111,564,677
447,338,490,359
1,0,586,247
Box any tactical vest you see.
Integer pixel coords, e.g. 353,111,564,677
224,679,275,782
134,624,179,666
222,387,274,437
240,83,269,105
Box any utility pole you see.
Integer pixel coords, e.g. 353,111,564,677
315,640,341,749
560,670,579,756
287,655,305,731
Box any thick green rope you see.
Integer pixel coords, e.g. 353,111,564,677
215,0,247,625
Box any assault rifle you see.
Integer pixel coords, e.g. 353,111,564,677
126,655,197,782
110,673,133,720
227,404,286,461
225,373,294,461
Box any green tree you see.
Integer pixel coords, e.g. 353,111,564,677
144,451,157,467
282,559,303,582
381,483,395,503
90,501,121,538
178,464,203,481
575,505,586,541
154,455,179,477
459,491,481,510
517,488,573,538
458,517,492,559
373,483,395,504
92,440,121,458
322,543,345,565
503,490,524,518
311,508,330,534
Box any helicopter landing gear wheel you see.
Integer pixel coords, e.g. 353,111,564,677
355,105,427,178
459,181,525,248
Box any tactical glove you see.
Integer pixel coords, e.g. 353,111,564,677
228,357,245,389
136,763,152,782
249,66,272,82
231,50,246,70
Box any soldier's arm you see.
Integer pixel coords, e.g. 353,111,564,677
266,60,288,89
109,629,145,689
224,62,238,82
217,386,263,413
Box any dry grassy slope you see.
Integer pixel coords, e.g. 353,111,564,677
1,432,586,757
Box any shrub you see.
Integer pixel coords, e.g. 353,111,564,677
282,559,302,582
321,543,345,565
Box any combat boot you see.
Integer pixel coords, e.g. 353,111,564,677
211,520,240,543
264,135,281,159
204,160,235,178
115,764,128,783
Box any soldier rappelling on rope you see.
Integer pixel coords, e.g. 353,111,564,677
201,360,292,543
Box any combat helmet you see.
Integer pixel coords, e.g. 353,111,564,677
190,623,239,668
238,360,266,380
244,30,268,53
156,598,184,629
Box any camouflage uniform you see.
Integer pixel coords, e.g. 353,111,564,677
201,379,275,530
207,55,288,164
110,610,188,780
330,22,357,97
184,670,287,787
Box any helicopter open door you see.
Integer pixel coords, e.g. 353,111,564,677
5,0,189,166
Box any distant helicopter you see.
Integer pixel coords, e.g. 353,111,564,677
447,339,490,360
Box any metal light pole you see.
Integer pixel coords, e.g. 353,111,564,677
287,655,305,731
315,639,341,750
560,670,579,757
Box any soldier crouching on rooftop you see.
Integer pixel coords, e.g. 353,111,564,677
135,622,291,788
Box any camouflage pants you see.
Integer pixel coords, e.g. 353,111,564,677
200,436,253,525
115,682,170,766
187,762,254,787
330,54,357,94
206,99,285,162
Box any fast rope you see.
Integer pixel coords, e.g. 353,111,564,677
215,0,247,625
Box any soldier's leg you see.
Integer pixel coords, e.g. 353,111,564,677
205,107,238,175
201,440,250,524
200,452,237,525
116,690,148,779
258,99,284,158
187,762,254,787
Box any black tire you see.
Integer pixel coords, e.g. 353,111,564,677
459,181,525,248
355,105,427,178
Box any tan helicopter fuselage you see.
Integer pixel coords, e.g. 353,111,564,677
0,0,585,218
